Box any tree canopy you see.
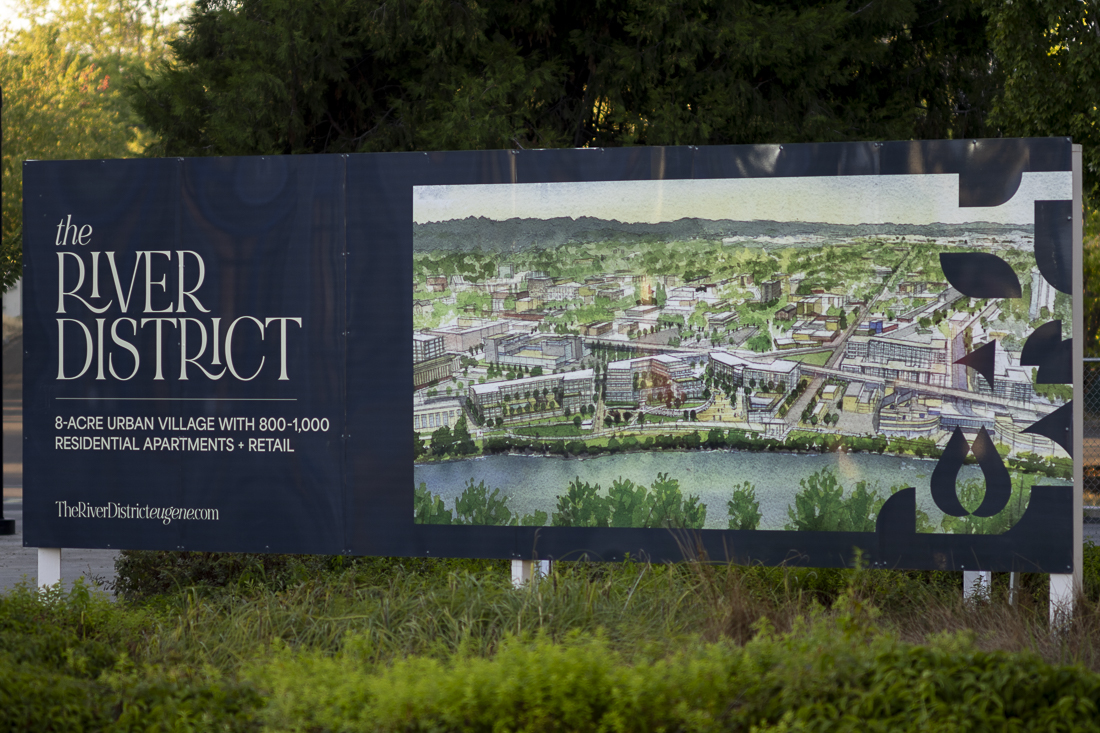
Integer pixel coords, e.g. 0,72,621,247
984,0,1099,208
1,0,181,291
128,0,1005,157
3,0,1097,301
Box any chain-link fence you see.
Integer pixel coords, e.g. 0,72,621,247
1083,362,1100,532
1085,362,1100,484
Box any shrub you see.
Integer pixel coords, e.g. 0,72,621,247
607,478,649,528
552,478,609,527
784,468,849,531
940,477,1032,535
1085,541,1100,603
551,474,706,529
414,481,453,524
416,481,545,528
113,548,507,602
454,479,514,525
0,581,263,731
784,469,933,533
114,550,342,601
728,482,762,530
251,601,1100,733
647,472,706,528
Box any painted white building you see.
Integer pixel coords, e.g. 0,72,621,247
1029,267,1055,320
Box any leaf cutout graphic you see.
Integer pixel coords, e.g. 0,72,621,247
939,253,1022,298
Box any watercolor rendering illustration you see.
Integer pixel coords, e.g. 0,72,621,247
411,171,1074,534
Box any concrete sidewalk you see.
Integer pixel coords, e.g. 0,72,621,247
3,333,119,592
0,499,119,592
3,335,23,500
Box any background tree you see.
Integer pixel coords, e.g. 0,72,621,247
429,423,453,457
979,0,1100,355
7,0,1097,312
451,415,477,456
128,0,1004,161
727,481,762,531
983,0,1098,219
1,0,180,290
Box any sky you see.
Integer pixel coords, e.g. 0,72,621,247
0,0,191,35
0,0,30,31
414,171,1072,227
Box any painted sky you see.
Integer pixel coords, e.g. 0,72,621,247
414,172,1071,226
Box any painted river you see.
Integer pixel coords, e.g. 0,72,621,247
412,450,1066,529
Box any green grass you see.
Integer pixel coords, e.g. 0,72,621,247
3,547,1100,730
639,413,685,424
514,423,587,437
781,350,833,365
506,414,571,427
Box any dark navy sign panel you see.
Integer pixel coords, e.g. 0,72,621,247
24,140,1079,573
343,141,1076,573
23,156,347,554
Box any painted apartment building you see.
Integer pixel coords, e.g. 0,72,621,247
468,370,595,422
841,381,882,414
484,333,585,370
606,354,703,404
709,351,801,392
545,281,584,301
841,330,948,386
429,320,512,352
413,332,453,389
413,332,445,363
875,389,940,436
1029,266,1056,320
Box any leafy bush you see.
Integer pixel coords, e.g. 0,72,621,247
647,472,706,528
607,477,650,527
251,600,1100,733
841,479,882,532
414,481,452,524
0,581,262,732
1085,542,1100,603
114,549,348,601
727,481,762,530
550,474,706,529
784,469,933,533
8,552,1100,731
114,548,506,603
414,480,545,527
454,479,514,525
552,478,610,527
785,469,865,531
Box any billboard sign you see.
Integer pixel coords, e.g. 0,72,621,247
23,139,1083,573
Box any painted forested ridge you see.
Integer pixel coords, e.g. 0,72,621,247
4,0,1098,301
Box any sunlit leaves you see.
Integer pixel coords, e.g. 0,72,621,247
0,0,180,290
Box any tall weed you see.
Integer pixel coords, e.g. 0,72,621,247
251,600,1100,733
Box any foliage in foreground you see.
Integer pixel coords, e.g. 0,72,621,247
1,0,180,290
253,606,1100,733
3,548,1100,731
0,580,261,732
